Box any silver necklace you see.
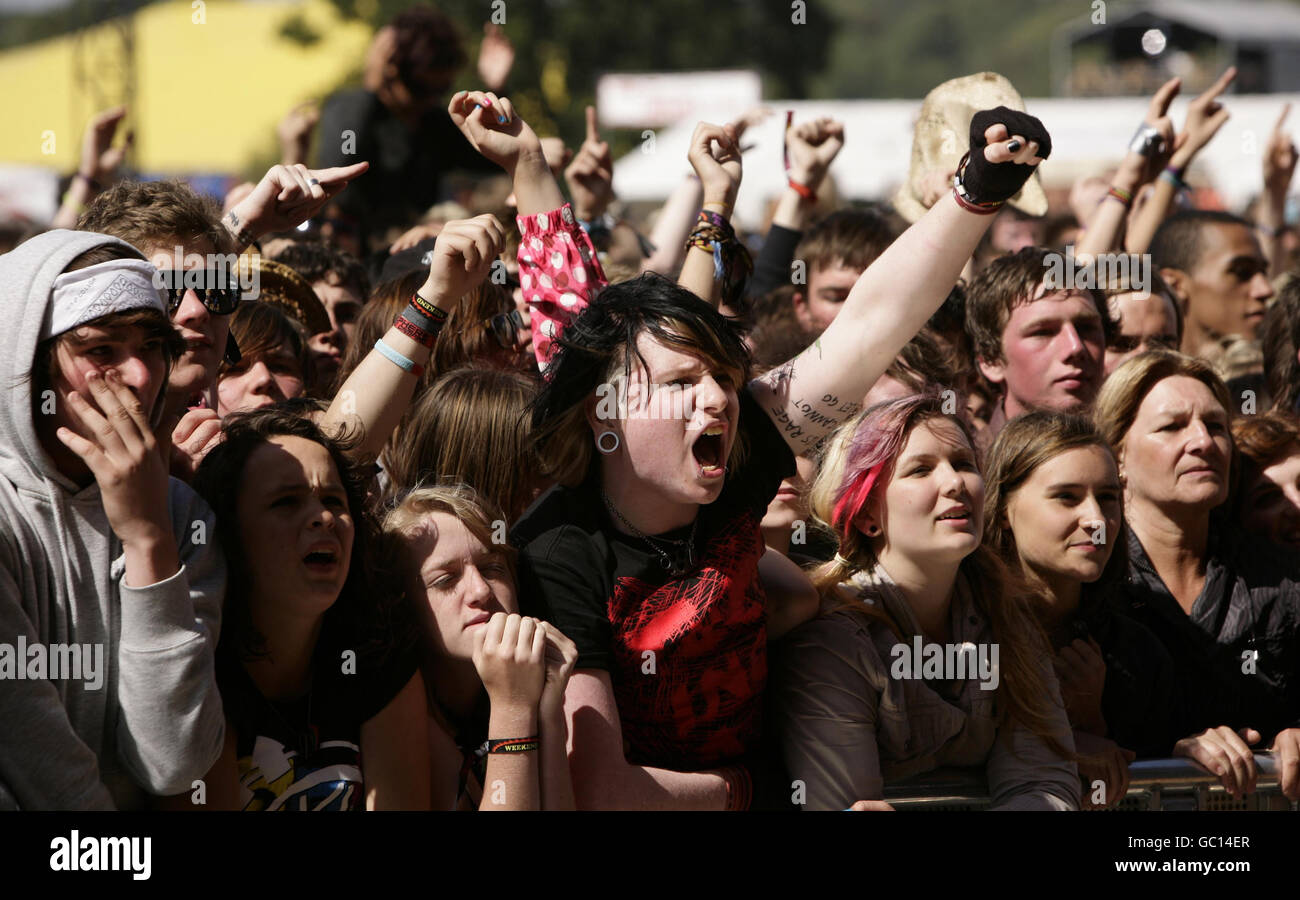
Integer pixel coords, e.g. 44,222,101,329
602,491,699,576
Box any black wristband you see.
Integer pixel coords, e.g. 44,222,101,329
961,106,1052,206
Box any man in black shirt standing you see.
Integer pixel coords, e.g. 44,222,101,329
316,7,508,253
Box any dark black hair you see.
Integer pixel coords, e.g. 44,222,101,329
192,406,409,668
529,272,752,485
1151,210,1255,274
274,241,370,300
390,5,467,88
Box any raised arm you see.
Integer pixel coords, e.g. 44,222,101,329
221,160,369,253
1259,104,1297,280
447,89,607,367
52,107,131,231
320,215,506,460
1126,67,1236,255
1075,78,1179,261
677,122,744,306
744,117,844,303
750,108,1052,455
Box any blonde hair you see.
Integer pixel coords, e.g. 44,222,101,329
1094,349,1234,473
380,482,517,585
809,394,1074,759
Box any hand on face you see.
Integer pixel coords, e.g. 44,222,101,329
54,363,171,548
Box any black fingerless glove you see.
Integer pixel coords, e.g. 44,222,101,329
959,106,1053,205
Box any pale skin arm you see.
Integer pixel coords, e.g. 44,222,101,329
564,669,733,810
475,613,546,811
1259,104,1297,279
362,670,432,810
750,123,1045,456
319,215,506,459
677,121,741,306
759,546,818,640
769,117,844,232
54,106,132,230
537,623,578,810
642,173,703,277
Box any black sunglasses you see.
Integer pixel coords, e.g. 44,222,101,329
485,309,526,349
157,268,242,316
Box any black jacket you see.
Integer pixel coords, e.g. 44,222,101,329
1118,525,1300,748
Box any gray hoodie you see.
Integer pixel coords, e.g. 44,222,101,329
0,230,225,809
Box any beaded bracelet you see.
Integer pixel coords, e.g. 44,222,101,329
374,338,425,378
487,736,540,754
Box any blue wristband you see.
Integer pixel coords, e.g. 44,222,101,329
374,338,424,377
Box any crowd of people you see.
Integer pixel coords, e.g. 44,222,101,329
3,5,1300,812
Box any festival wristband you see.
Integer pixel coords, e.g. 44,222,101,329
1106,185,1133,207
410,290,449,323
788,177,816,201
394,314,437,349
374,338,425,378
1160,166,1188,190
487,736,540,754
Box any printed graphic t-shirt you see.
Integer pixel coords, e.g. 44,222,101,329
217,623,419,811
511,387,795,771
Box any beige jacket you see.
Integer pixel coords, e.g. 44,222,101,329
770,564,1080,811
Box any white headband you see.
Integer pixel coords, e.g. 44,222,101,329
46,259,167,341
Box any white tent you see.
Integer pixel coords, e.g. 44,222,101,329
612,94,1300,229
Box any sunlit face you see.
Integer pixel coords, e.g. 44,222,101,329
1120,376,1232,515
761,454,818,534
1180,223,1272,342
47,320,169,454
237,435,355,619
591,331,742,510
1005,446,1122,587
1104,289,1180,376
867,418,984,564
147,238,229,401
793,262,862,335
404,512,517,662
216,338,306,417
1239,447,1300,550
980,287,1105,418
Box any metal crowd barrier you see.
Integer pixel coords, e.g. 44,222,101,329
881,753,1297,810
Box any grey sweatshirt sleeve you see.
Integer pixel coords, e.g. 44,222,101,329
113,484,225,796
986,650,1081,811
0,563,115,810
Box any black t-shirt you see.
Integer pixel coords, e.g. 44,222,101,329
217,613,419,811
511,387,795,771
315,89,503,244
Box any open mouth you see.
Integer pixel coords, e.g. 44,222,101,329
936,506,971,524
691,425,726,476
303,547,339,571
